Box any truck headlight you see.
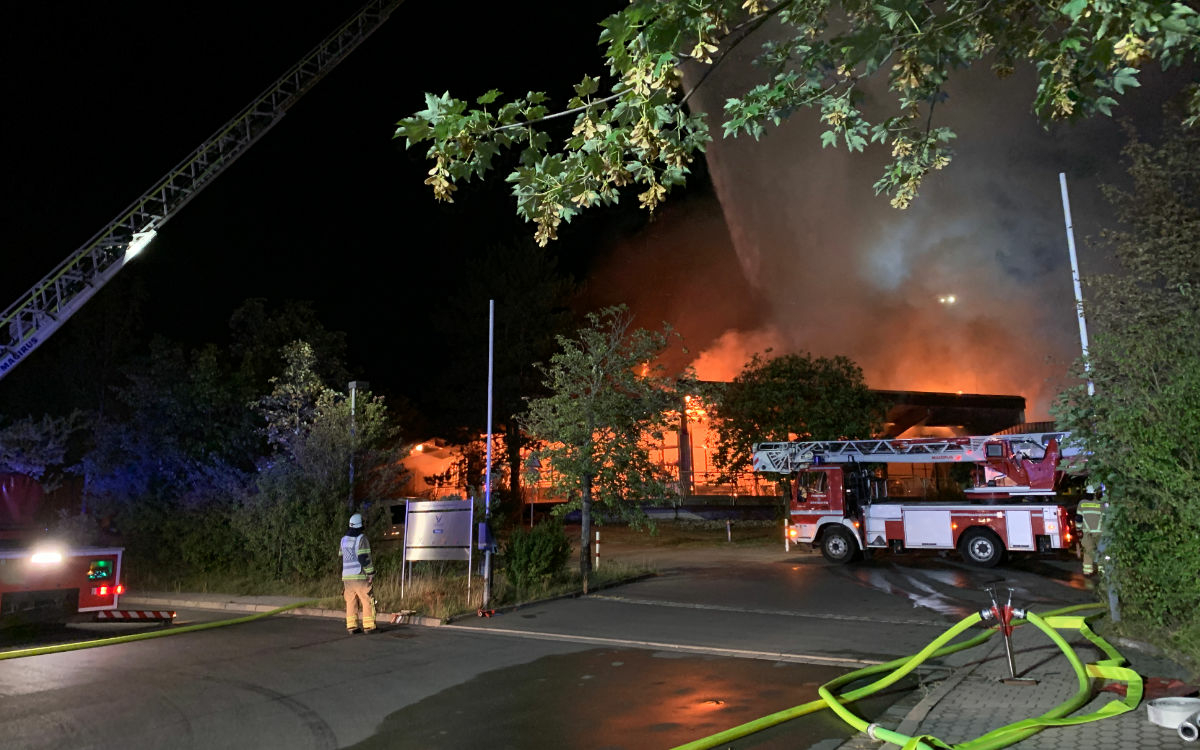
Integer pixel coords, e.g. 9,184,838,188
31,549,64,564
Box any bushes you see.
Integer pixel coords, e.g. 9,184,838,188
503,521,571,590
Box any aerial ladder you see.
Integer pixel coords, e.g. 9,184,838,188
753,432,1078,477
0,0,403,380
754,431,1081,497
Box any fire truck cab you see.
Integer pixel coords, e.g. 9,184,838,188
753,434,1077,567
1,474,128,626
1,545,125,625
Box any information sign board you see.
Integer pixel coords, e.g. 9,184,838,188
401,499,474,598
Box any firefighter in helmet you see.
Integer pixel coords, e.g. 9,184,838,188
341,512,376,634
1075,493,1105,576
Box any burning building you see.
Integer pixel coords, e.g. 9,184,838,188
396,387,1029,507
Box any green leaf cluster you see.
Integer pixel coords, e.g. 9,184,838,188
520,305,694,586
0,412,90,486
1052,117,1200,668
502,520,572,591
397,1,1200,240
707,351,884,482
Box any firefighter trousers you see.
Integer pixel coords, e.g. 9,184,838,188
1080,533,1100,575
343,579,376,631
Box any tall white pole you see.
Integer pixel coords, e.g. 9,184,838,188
348,381,357,508
1061,173,1117,622
1059,173,1095,396
483,300,495,607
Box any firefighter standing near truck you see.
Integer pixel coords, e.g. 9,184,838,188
341,512,376,634
1075,496,1105,576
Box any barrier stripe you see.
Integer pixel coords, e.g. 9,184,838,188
95,610,176,621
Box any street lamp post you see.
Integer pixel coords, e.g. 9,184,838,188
348,380,367,508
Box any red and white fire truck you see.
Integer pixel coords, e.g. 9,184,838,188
1,474,127,626
752,433,1080,567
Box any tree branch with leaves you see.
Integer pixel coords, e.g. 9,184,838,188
395,0,1200,243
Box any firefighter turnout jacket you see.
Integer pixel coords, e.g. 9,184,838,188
340,531,375,581
1076,500,1103,534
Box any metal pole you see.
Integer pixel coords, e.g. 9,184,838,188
401,503,409,599
594,530,600,570
467,498,473,604
483,300,495,608
1059,173,1094,396
1062,174,1121,623
348,381,357,508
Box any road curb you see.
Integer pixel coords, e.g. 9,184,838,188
123,597,445,628
833,643,995,750
882,641,998,749
126,572,659,631
443,572,658,624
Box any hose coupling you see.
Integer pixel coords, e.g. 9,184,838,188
866,722,883,740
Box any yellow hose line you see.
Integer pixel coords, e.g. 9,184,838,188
671,614,991,750
672,602,1133,750
0,600,319,661
949,612,1142,750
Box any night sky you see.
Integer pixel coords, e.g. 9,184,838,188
2,1,1189,421
2,1,669,403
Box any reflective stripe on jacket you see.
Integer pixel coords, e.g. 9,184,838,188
340,534,375,580
1077,501,1103,534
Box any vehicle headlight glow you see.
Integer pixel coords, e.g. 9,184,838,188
31,550,64,564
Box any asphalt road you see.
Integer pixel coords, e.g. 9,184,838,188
0,546,1094,749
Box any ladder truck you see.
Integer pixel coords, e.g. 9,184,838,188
751,433,1080,568
0,1,400,625
0,0,402,381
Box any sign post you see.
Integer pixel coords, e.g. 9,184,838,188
483,300,495,608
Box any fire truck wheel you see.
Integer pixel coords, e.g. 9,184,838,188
959,529,1005,568
820,527,858,564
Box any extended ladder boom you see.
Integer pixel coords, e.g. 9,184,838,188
0,0,402,380
752,432,1073,473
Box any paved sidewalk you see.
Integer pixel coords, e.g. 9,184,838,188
839,623,1195,749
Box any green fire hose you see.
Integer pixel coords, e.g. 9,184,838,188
0,600,319,661
672,602,1141,750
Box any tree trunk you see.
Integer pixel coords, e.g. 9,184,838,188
580,471,593,594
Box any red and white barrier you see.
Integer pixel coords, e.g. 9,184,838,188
387,610,417,624
95,610,176,621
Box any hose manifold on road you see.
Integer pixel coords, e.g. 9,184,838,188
672,603,1142,750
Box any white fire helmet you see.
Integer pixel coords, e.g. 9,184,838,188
349,513,364,529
